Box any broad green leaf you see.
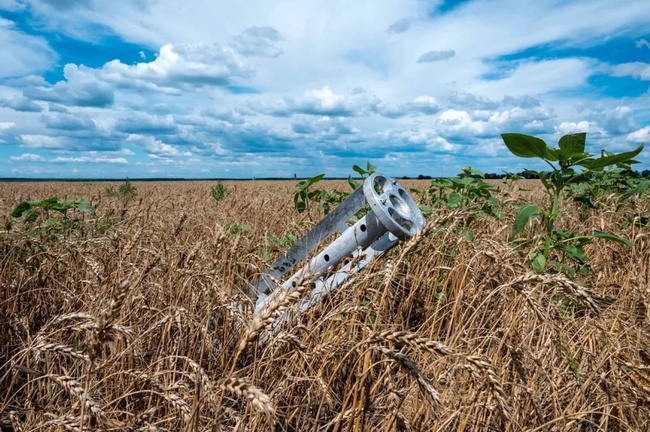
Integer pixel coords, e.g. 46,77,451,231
11,202,32,218
530,253,546,274
592,230,633,247
306,173,325,187
545,147,561,162
446,192,462,208
563,245,587,264
74,199,95,214
618,180,650,202
352,164,366,176
366,162,377,174
558,133,586,158
501,133,548,159
579,145,644,170
512,204,540,238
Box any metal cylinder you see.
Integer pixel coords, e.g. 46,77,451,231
281,211,386,289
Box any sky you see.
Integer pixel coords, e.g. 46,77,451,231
0,0,649,179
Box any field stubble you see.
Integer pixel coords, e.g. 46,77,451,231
0,179,649,431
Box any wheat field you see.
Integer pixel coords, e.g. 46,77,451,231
0,179,649,431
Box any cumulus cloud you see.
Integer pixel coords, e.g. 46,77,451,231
0,95,43,112
115,113,179,135
627,126,650,142
609,62,650,80
378,95,440,118
41,113,96,131
99,44,250,91
386,19,411,34
291,115,359,136
556,121,605,136
602,106,636,134
0,122,21,145
24,65,115,107
263,86,380,117
127,134,183,157
417,50,456,63
231,26,283,58
20,134,64,148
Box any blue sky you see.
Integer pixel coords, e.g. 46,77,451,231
0,0,649,179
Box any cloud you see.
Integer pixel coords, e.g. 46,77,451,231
231,26,284,58
0,95,43,112
601,106,636,134
378,95,440,118
263,86,380,117
24,65,115,107
627,126,650,143
115,113,179,135
556,121,605,136
40,0,92,10
0,19,57,78
417,50,456,63
609,62,650,80
127,134,183,157
10,153,44,162
0,0,26,11
636,38,650,49
291,115,359,136
99,43,250,92
386,19,411,34
41,113,96,131
0,122,22,145
51,156,128,164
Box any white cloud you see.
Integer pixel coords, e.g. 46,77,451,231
20,134,64,148
25,65,114,107
10,153,44,162
627,126,650,143
103,44,250,90
127,134,181,156
51,156,128,164
556,121,605,136
0,19,57,78
610,62,650,80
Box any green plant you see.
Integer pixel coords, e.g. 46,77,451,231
210,181,227,201
220,219,251,237
11,196,96,237
118,179,137,199
502,132,643,274
413,166,502,219
293,162,377,216
104,179,138,199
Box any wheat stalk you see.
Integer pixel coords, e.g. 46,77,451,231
43,374,106,422
218,377,275,415
368,330,453,356
373,345,441,403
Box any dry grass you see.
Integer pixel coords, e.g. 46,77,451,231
0,179,649,431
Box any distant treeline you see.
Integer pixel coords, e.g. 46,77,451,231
2,169,650,183
414,169,650,180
